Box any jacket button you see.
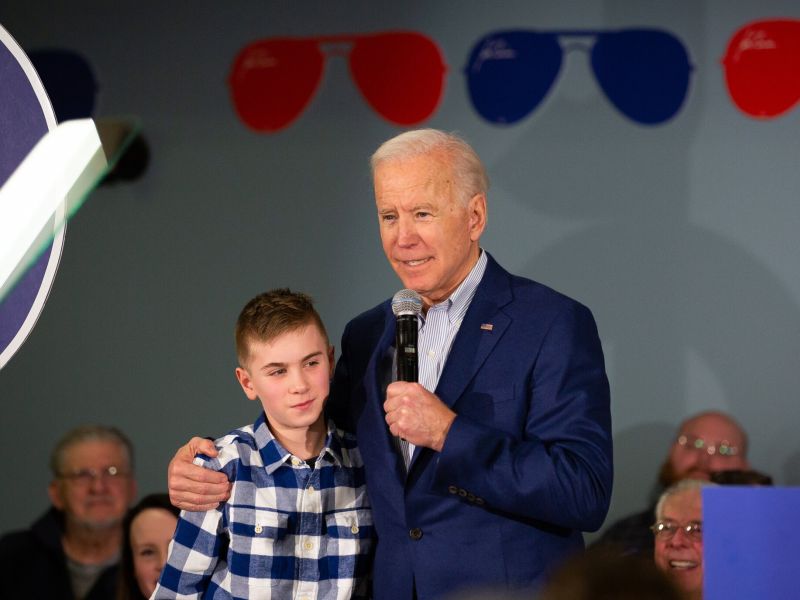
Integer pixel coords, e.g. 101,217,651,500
409,528,423,541
458,488,468,497
448,485,458,494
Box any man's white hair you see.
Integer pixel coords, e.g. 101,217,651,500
654,478,714,521
370,128,489,205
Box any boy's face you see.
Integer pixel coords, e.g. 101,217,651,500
235,324,334,441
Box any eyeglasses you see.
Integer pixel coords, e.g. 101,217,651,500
651,520,703,541
676,433,739,457
464,28,692,126
228,31,447,132
58,465,130,486
722,19,800,119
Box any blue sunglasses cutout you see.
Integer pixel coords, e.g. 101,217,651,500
465,28,693,126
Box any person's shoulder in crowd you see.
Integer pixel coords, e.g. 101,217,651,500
591,507,656,558
0,509,118,600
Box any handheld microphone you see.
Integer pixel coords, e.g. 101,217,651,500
391,289,422,382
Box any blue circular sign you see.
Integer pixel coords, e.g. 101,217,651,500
0,23,64,370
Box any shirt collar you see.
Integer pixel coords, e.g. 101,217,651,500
254,412,342,474
423,249,487,325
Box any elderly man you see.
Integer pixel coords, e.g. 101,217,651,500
168,129,613,598
652,480,708,600
595,410,749,557
0,425,137,600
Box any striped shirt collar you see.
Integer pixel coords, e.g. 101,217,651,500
422,248,487,325
252,411,343,474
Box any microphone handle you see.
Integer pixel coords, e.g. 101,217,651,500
395,314,418,382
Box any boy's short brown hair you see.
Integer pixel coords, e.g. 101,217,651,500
235,288,329,366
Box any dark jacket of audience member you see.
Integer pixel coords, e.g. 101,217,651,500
0,507,118,600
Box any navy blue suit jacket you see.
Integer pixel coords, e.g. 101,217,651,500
330,254,612,599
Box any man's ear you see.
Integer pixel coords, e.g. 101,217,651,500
48,480,64,510
235,367,258,401
327,345,335,378
468,193,487,241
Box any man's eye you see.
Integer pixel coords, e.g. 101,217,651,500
416,211,431,218
380,214,396,222
268,368,286,377
305,360,320,368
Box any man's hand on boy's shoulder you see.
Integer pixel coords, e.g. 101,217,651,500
168,437,232,511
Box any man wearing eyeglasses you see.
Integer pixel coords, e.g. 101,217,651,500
652,479,709,600
595,410,749,558
0,425,137,600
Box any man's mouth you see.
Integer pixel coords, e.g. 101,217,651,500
401,258,431,267
669,560,699,569
293,399,315,410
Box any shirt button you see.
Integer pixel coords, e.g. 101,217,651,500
291,457,302,467
304,540,314,551
351,524,360,534
254,524,263,534
307,485,315,492
409,528,423,541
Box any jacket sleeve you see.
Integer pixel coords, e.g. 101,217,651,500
431,301,613,532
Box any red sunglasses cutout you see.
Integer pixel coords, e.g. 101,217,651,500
722,19,800,119
229,31,447,132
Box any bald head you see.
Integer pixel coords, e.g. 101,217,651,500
659,411,749,487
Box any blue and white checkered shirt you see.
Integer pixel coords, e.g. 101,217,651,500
153,413,374,600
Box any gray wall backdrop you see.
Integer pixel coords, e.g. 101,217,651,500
1,1,799,541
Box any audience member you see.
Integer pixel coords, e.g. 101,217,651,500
116,494,179,600
594,410,748,557
652,479,710,600
0,425,137,600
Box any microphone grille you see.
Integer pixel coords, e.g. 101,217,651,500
391,289,422,316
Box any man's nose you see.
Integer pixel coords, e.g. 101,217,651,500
667,528,693,547
88,473,109,492
396,217,419,246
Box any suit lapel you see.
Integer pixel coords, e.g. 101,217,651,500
409,255,513,468
434,256,512,408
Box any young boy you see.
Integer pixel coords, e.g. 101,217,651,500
153,289,374,599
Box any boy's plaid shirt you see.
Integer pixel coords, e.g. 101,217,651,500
153,413,374,599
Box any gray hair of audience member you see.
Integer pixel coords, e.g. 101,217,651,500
655,478,714,521
370,128,490,206
49,424,135,477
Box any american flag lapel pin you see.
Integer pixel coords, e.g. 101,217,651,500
480,323,494,331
